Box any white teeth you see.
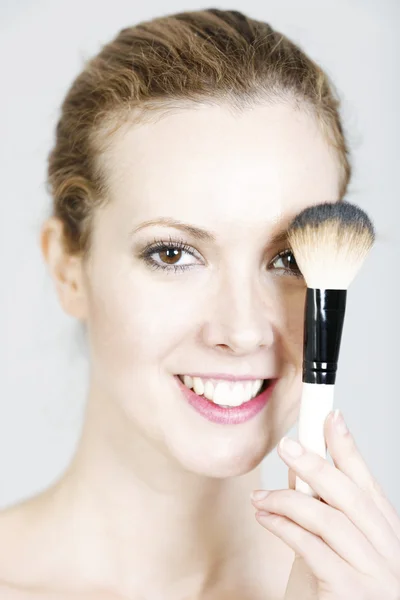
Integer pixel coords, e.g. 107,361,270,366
252,380,261,396
192,377,204,396
245,381,254,402
204,381,214,401
231,383,245,406
179,375,265,407
183,375,193,389
213,381,231,406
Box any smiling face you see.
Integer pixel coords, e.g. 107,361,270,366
79,102,342,477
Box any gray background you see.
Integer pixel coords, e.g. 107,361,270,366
1,0,399,511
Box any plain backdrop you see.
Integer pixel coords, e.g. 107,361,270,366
1,0,399,512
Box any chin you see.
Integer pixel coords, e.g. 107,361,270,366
162,427,276,478
158,371,302,478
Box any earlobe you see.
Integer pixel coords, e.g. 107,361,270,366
40,217,88,320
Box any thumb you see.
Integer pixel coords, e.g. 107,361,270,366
285,554,318,600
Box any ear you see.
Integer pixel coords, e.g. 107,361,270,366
40,217,88,320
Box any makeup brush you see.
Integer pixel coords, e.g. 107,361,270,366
286,201,375,497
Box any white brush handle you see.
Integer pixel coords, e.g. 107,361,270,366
295,382,335,497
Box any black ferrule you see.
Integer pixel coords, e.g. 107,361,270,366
303,288,347,385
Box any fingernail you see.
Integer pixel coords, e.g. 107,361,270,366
250,490,270,502
333,409,348,435
279,437,304,458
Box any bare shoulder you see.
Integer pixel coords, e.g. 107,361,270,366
0,499,32,573
0,498,63,598
0,582,119,600
0,501,119,598
0,580,62,600
0,501,38,596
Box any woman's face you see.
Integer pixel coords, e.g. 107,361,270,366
81,102,342,477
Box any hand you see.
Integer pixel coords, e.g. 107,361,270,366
250,410,400,599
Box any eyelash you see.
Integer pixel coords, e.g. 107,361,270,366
140,237,199,274
139,236,302,277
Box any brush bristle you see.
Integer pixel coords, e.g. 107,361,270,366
287,202,375,289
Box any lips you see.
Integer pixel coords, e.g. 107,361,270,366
174,375,277,425
177,374,268,406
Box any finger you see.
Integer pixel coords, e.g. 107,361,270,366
289,465,327,504
288,467,296,490
278,436,400,575
326,410,400,540
255,510,352,586
284,555,318,600
253,489,390,578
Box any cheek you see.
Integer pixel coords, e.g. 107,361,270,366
276,284,305,367
286,303,305,351
85,265,205,368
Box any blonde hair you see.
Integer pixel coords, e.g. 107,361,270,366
46,8,351,262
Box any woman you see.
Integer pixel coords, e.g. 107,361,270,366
0,8,399,600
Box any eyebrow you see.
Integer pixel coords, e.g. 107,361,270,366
130,217,290,248
130,218,216,242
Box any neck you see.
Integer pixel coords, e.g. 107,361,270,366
31,386,274,599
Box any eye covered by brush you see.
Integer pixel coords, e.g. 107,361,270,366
286,201,375,498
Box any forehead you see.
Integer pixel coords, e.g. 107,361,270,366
98,102,342,231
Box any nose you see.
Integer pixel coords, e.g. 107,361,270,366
201,271,276,356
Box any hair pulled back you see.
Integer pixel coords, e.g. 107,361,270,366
46,8,351,262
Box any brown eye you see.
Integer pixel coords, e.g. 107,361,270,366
270,249,301,276
159,248,182,265
141,239,201,272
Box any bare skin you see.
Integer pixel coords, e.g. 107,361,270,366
0,467,293,600
0,102,342,599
